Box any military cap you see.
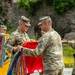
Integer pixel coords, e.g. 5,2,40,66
20,16,31,26
38,16,52,25
0,25,7,30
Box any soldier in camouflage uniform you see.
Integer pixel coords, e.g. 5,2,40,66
0,25,7,58
0,25,7,33
18,16,64,75
0,25,7,63
4,16,31,75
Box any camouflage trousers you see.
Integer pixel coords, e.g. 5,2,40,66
40,68,63,75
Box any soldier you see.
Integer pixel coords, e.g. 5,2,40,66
0,25,7,34
4,15,31,75
18,16,64,75
5,16,31,53
0,25,7,63
0,24,10,53
0,25,9,40
0,25,10,75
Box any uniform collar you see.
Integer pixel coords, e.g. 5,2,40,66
17,27,26,34
45,28,54,33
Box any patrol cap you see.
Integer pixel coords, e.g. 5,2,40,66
0,25,7,30
20,16,31,26
38,16,52,25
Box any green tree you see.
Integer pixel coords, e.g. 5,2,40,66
18,0,75,15
18,0,37,10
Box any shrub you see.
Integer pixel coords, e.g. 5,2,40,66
64,57,74,67
18,0,75,15
63,44,75,67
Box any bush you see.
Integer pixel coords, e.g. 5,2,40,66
63,44,75,67
47,0,75,14
18,0,75,15
64,57,74,67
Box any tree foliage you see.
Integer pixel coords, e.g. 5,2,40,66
18,0,37,10
18,0,75,15
47,0,75,14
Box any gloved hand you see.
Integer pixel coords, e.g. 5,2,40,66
13,47,18,52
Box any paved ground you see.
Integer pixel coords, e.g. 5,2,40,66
30,68,73,75
63,68,73,75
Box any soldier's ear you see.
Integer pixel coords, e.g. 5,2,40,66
19,22,23,26
45,22,48,26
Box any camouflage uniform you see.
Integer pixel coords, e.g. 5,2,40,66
22,29,64,75
5,28,30,74
4,16,31,75
0,25,7,60
0,25,7,30
0,25,7,33
5,28,30,52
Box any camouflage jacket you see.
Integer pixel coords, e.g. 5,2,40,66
22,29,64,70
4,28,30,53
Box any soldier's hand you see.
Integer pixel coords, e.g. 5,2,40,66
17,46,23,51
30,39,35,42
30,39,38,42
13,47,18,52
